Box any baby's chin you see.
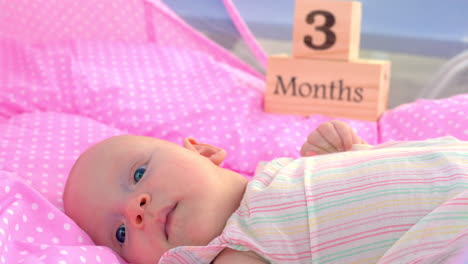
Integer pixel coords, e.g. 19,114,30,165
169,218,222,248
170,227,213,247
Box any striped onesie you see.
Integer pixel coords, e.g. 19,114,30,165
160,137,468,264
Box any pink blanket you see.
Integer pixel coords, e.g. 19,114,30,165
0,1,467,263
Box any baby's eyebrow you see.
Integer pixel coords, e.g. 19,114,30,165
117,158,139,191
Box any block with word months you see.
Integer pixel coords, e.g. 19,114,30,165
264,56,390,121
293,0,361,61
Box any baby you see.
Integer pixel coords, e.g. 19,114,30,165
63,121,468,264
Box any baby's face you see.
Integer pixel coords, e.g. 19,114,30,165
64,135,242,264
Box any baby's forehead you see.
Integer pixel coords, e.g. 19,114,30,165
78,135,155,163
65,137,134,195
68,135,170,184
64,138,140,223
66,135,175,189
86,135,170,154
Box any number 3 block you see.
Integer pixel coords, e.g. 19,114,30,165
293,0,362,60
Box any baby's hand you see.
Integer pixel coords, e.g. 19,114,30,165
300,120,366,156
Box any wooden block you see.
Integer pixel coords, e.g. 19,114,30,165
292,0,361,61
264,56,391,121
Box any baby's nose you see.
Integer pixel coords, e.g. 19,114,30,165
125,193,151,228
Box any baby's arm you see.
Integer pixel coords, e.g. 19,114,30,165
300,120,366,156
213,248,267,264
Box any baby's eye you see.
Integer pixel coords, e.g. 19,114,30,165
116,225,126,244
134,165,146,183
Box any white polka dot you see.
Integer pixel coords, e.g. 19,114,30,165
26,236,34,243
22,214,27,223
64,223,71,230
47,212,55,220
96,255,102,263
80,256,86,263
31,203,38,210
60,250,69,255
4,186,10,194
36,227,43,232
52,237,60,244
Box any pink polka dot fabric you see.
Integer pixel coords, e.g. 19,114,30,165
0,1,466,263
380,94,468,142
0,39,377,175
0,113,125,263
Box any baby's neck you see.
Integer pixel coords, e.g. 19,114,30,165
225,169,248,211
211,168,248,235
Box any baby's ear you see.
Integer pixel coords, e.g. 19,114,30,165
183,137,226,166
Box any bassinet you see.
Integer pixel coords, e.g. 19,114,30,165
0,1,467,263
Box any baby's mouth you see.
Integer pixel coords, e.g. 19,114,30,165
164,202,177,241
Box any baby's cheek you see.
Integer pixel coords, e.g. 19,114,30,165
183,222,214,246
124,231,162,264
